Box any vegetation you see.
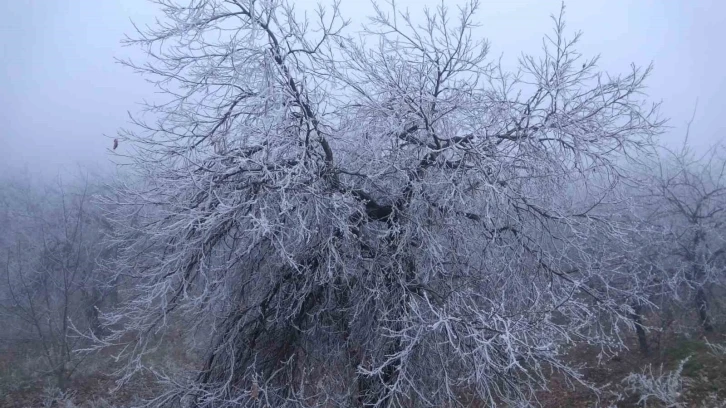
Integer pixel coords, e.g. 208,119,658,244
1,1,725,407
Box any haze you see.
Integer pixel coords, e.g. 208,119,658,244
1,0,724,176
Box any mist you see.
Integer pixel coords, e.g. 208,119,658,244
1,0,724,178
2,1,726,406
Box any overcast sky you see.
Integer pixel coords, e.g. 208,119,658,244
1,0,724,177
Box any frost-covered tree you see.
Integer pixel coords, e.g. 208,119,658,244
98,0,662,406
637,139,726,333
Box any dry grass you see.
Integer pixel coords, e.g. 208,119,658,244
3,326,726,407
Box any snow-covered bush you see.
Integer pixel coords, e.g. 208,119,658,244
706,341,726,356
41,385,78,408
622,357,689,407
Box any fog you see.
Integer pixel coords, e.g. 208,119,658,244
3,2,726,405
1,0,724,175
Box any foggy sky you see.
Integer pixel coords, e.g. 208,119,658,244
1,0,724,177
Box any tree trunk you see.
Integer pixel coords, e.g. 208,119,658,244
630,304,649,356
56,366,68,390
695,287,713,332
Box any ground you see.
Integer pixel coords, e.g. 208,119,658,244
2,327,726,407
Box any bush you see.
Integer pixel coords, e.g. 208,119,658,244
622,357,689,407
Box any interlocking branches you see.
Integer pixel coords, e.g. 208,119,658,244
99,1,662,406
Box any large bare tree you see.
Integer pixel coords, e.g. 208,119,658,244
98,1,662,406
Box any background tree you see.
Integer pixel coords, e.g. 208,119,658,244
97,1,662,406
638,138,726,333
0,173,112,390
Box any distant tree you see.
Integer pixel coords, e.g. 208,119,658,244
99,1,662,406
0,173,111,389
638,139,726,333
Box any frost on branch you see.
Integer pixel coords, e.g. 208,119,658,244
99,0,662,406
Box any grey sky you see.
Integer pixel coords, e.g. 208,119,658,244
1,0,724,176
